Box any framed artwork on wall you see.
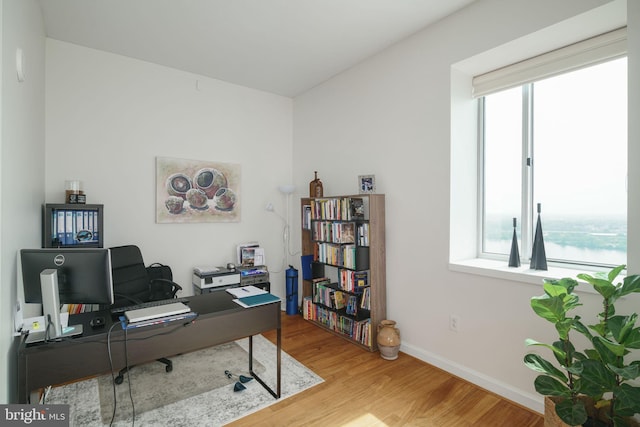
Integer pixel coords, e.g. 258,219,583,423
358,175,376,194
156,156,241,223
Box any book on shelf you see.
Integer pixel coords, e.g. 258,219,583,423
312,277,331,286
311,197,367,221
302,204,312,230
338,222,355,244
333,291,347,310
64,211,74,245
50,208,101,247
350,197,366,220
357,223,369,246
360,287,371,310
354,271,368,288
346,295,358,315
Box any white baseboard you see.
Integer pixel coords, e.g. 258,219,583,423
400,342,544,414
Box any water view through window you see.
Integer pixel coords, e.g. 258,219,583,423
483,57,627,267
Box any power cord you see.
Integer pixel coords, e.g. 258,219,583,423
107,322,121,426
115,318,197,426
107,320,136,427
44,314,53,342
123,327,135,427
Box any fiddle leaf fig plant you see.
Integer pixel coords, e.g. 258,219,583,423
525,265,640,427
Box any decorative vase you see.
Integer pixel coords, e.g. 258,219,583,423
377,320,401,360
508,217,521,267
530,203,547,270
309,171,323,198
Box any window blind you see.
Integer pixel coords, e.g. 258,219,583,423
472,27,627,98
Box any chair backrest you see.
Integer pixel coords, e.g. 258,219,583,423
110,245,153,307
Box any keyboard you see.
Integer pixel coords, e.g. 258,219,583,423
110,297,190,315
124,302,191,323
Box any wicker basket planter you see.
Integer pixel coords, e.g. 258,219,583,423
545,396,640,427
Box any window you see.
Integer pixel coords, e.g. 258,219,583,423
481,56,627,267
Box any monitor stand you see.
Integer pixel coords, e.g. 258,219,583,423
25,269,83,344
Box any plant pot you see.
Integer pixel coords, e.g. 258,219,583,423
545,396,640,427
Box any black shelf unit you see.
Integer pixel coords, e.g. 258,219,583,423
42,204,104,248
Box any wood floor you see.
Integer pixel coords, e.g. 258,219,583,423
229,313,543,427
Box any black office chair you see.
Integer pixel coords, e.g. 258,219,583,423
109,245,183,384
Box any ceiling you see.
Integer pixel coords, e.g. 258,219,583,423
38,0,476,97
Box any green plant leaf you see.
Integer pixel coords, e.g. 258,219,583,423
621,328,640,349
524,353,568,382
594,336,626,358
544,278,579,295
580,359,617,391
608,315,636,344
555,398,588,426
620,273,640,297
525,339,567,361
584,348,602,362
594,279,617,300
534,375,571,397
573,319,593,340
531,296,567,323
607,363,640,381
574,377,604,400
607,264,626,282
613,383,640,417
589,322,608,337
556,320,574,342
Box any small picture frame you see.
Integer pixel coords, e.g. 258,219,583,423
358,175,376,194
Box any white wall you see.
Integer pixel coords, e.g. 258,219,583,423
0,0,45,403
293,0,638,413
44,40,294,304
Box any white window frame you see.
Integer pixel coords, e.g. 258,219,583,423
449,19,634,287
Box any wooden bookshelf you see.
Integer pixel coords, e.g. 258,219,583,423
300,194,386,351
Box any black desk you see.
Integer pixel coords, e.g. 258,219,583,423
17,292,281,403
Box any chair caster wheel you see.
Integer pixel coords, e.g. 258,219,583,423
166,365,172,373
114,375,124,385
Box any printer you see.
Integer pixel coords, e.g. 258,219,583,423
192,267,241,294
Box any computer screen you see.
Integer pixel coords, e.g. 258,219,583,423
20,248,114,305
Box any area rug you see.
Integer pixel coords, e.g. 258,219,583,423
45,335,324,426
98,341,265,423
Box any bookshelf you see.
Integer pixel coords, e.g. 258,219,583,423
42,203,104,248
300,194,386,351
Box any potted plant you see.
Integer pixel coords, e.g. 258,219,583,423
524,265,640,426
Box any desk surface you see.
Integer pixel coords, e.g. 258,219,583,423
17,291,281,403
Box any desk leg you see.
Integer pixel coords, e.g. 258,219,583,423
249,327,281,399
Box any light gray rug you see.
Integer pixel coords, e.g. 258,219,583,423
45,335,324,426
98,341,265,423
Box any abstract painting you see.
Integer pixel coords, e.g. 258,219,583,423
156,157,241,223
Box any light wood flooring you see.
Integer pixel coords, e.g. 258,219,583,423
230,313,543,427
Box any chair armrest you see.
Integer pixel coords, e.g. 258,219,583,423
149,278,182,300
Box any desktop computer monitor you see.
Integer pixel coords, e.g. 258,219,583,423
19,248,114,341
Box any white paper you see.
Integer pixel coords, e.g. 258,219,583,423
226,285,268,298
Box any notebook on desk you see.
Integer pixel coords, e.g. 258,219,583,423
124,302,191,323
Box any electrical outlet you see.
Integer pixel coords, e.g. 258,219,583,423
450,314,460,332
